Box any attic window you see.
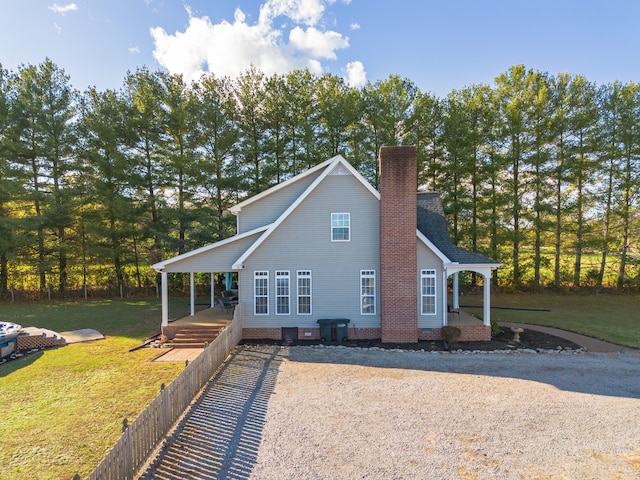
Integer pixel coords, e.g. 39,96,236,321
331,213,350,241
330,164,349,175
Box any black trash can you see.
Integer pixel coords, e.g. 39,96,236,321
317,319,334,343
335,319,350,343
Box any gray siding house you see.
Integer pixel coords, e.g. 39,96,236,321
153,146,500,343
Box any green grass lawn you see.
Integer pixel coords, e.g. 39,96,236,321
462,292,640,348
0,298,193,480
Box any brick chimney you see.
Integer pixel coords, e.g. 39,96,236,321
379,146,418,343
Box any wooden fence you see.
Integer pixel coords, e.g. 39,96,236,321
85,307,243,480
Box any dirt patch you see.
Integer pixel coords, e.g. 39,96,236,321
241,327,582,352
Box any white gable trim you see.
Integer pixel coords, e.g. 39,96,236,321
230,155,341,214
152,224,271,272
232,156,379,269
416,230,450,263
446,263,501,275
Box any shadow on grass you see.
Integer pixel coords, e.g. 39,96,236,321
0,350,45,377
139,345,282,480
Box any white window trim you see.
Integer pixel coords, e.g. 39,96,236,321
275,270,290,315
296,270,312,315
254,270,269,315
331,212,351,242
421,269,437,315
360,269,376,315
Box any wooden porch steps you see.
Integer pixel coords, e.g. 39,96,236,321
168,326,223,348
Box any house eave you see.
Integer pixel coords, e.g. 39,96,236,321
152,224,271,273
416,230,450,263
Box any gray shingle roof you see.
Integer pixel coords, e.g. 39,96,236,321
417,192,499,265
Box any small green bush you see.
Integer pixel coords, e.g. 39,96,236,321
491,316,502,337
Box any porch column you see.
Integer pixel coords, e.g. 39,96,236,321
453,272,460,309
161,272,169,328
483,273,491,327
442,269,448,326
210,273,215,308
190,272,195,316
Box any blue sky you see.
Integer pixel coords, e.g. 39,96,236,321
1,0,639,97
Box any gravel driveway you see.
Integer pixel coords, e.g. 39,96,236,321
142,345,640,480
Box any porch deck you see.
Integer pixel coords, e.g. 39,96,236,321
168,305,234,328
448,309,485,327
163,305,234,340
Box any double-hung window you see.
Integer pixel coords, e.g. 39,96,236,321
297,270,312,315
276,271,290,315
331,213,350,241
421,269,436,315
360,270,376,315
254,271,269,315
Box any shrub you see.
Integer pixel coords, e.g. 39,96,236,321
441,326,461,344
491,316,502,337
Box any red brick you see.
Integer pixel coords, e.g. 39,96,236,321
379,146,418,343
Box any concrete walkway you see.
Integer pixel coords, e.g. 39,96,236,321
500,322,636,353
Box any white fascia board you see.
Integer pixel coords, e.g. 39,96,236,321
417,230,450,263
232,156,380,269
152,224,271,272
229,155,343,214
445,263,502,276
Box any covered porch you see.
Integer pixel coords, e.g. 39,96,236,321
152,227,265,331
162,298,236,340
445,264,497,328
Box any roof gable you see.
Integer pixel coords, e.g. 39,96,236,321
152,224,270,272
232,156,379,269
229,155,377,214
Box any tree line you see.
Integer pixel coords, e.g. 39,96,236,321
0,59,638,298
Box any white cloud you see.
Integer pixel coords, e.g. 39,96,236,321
53,22,62,34
289,26,348,59
350,22,360,30
128,46,141,54
258,0,334,27
49,3,78,14
151,0,361,85
345,60,366,87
